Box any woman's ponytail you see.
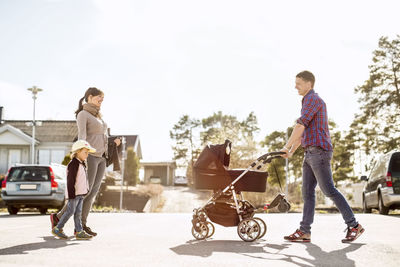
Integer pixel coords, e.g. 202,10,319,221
75,96,85,118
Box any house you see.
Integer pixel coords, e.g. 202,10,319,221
120,135,143,160
0,120,78,174
0,111,143,174
141,161,176,186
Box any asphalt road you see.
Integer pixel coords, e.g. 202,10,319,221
0,212,399,267
160,186,211,212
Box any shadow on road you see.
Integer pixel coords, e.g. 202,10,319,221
295,242,366,267
170,240,365,267
170,239,266,257
0,213,46,218
0,236,79,256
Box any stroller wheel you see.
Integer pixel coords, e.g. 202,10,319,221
253,217,267,239
206,222,215,238
191,222,209,240
278,199,291,213
237,218,261,242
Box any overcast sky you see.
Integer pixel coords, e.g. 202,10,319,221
0,0,399,162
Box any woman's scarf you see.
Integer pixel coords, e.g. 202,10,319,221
83,103,101,118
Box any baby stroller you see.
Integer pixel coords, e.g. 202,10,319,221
191,140,291,242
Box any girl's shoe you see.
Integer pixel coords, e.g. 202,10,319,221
75,231,93,240
52,227,68,240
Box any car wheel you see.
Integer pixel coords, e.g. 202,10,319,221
362,195,372,213
7,206,19,215
39,208,48,215
378,193,389,215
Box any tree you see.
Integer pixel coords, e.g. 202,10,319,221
352,35,400,155
62,154,71,166
170,115,201,184
124,147,140,186
329,121,357,185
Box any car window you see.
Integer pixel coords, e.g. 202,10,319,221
376,155,388,177
8,167,50,182
390,153,400,172
369,161,380,181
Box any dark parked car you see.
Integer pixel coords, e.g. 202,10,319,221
361,151,400,215
1,164,66,215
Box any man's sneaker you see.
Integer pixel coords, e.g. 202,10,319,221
50,213,59,229
342,224,365,243
75,231,93,240
52,227,68,240
83,225,97,236
284,229,311,242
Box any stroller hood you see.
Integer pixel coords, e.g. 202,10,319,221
193,139,232,171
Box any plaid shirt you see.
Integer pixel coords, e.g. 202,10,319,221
296,89,333,151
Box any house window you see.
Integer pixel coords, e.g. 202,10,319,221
38,150,65,165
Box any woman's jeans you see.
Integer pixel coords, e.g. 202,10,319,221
57,155,106,226
300,146,358,234
81,155,106,225
57,195,84,232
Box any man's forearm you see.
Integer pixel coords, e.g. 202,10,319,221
290,138,302,154
284,123,305,152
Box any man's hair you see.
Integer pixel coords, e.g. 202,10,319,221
296,71,315,88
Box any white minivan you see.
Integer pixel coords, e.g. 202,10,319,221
361,151,400,214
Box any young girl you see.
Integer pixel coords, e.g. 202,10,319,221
52,140,96,240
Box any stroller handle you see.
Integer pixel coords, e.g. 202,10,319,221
257,151,286,161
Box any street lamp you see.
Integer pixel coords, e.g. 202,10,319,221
119,136,127,210
27,86,43,164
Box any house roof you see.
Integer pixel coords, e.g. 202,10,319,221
3,120,78,143
2,121,143,158
0,124,38,144
141,161,176,168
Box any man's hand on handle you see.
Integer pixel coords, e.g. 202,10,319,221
280,147,293,159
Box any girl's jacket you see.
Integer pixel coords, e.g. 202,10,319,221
66,157,89,199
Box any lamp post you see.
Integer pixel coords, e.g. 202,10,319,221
285,127,289,196
27,86,42,164
119,137,127,210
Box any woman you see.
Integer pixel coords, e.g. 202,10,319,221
51,87,120,236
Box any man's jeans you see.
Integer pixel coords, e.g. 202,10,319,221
300,146,358,234
57,195,84,233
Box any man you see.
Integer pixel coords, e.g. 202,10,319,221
281,70,364,243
